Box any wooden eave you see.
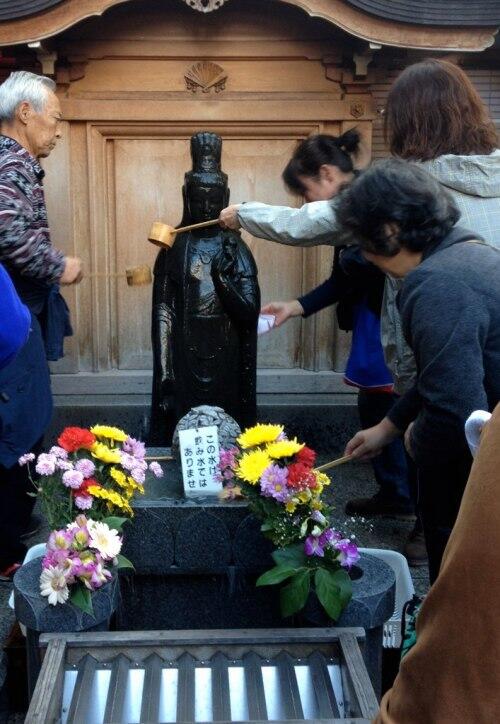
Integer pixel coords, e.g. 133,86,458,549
0,0,497,51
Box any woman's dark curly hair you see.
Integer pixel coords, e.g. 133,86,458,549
282,129,360,194
385,59,498,161
336,159,460,257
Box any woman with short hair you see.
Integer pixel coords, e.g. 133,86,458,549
339,159,500,582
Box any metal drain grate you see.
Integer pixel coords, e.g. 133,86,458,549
27,628,379,723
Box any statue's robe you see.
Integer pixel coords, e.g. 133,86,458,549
150,230,260,443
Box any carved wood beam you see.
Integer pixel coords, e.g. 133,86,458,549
0,0,495,51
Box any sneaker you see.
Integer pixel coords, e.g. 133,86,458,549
345,494,415,520
404,524,428,567
20,513,42,540
0,562,21,582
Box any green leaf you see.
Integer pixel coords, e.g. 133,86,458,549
272,543,307,568
70,585,94,616
260,521,274,532
116,553,135,570
256,565,299,587
314,567,352,621
101,516,129,531
330,568,353,607
280,570,311,618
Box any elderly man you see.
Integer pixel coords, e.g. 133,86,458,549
0,71,82,579
339,159,500,582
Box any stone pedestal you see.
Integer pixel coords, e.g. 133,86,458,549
13,558,119,696
120,450,395,694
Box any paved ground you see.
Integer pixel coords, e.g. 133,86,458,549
0,457,429,720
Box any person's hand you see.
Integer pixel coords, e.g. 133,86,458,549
261,300,304,327
404,422,415,459
219,204,242,230
60,256,83,285
344,417,400,461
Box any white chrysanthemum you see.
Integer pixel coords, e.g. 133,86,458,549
88,521,122,560
40,566,70,606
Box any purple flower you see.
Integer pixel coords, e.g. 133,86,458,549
311,510,327,525
334,539,360,569
130,466,146,484
35,453,57,476
75,458,95,478
47,530,73,552
148,461,163,478
56,459,73,471
123,436,146,460
260,464,291,503
120,452,137,472
219,447,238,470
49,446,68,460
62,469,85,490
18,452,35,466
75,495,93,510
319,528,343,548
304,535,325,557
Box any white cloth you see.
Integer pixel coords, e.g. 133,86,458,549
465,410,492,456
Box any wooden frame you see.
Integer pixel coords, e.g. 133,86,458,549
0,0,495,51
27,627,379,723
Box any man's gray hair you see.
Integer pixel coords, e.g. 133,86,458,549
0,71,56,122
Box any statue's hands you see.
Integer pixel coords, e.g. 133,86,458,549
213,235,238,279
261,300,304,327
219,204,242,230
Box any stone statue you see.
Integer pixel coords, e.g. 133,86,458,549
149,132,260,443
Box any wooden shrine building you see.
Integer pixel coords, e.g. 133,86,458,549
0,0,499,410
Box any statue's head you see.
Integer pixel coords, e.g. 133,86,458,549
182,132,229,225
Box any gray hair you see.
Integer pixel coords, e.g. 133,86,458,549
0,71,56,122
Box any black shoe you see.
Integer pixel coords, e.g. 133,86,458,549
345,494,415,520
20,514,43,540
404,523,428,567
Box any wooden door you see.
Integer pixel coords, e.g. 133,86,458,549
85,127,331,375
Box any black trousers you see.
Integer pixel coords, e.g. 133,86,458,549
417,453,472,584
357,389,411,503
0,438,42,569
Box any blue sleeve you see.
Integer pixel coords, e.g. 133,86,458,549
298,272,341,317
0,264,31,369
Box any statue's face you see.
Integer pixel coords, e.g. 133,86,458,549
186,183,227,224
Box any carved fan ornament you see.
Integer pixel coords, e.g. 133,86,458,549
181,0,229,11
185,61,228,93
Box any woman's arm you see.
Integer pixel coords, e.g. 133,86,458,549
220,198,347,247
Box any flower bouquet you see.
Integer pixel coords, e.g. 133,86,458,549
19,424,164,614
219,423,359,621
40,514,127,614
20,424,163,529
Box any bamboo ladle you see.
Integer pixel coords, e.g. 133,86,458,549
316,454,353,473
148,219,220,249
87,265,152,286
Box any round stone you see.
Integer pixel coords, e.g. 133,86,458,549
172,405,241,460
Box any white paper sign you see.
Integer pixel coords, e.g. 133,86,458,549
178,425,222,497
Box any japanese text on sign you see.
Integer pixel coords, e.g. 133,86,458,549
178,425,222,497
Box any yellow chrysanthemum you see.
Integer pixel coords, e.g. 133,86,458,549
87,485,131,513
310,499,323,511
285,501,297,514
110,467,127,488
314,471,331,488
297,488,312,503
236,449,271,485
90,425,127,442
266,438,304,459
237,424,284,449
91,442,122,464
